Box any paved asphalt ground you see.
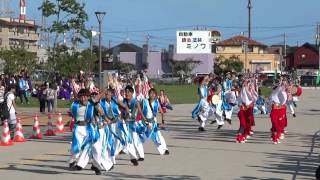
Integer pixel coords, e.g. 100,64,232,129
0,89,319,180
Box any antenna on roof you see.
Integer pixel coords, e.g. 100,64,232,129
19,0,26,21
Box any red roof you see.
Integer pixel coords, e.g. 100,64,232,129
216,35,266,47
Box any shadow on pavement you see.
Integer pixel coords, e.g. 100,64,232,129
0,163,200,179
235,177,285,180
104,172,200,180
0,163,99,176
237,131,320,180
0,164,65,175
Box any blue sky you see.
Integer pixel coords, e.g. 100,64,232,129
8,0,320,49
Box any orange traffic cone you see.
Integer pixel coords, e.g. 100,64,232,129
0,119,14,146
45,114,56,136
69,117,75,132
55,113,64,133
30,114,42,139
13,118,26,142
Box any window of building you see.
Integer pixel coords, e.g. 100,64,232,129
0,38,2,46
0,26,2,32
18,27,24,34
247,46,253,52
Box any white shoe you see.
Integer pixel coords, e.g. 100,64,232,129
280,134,285,140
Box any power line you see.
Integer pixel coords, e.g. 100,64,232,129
100,24,316,34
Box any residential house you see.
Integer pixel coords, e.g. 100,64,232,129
286,43,319,73
103,43,142,69
103,43,214,78
215,35,279,72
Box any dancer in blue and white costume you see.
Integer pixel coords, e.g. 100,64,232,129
140,88,170,155
100,88,139,166
69,89,108,175
191,76,211,131
222,72,236,125
123,85,146,162
209,79,225,129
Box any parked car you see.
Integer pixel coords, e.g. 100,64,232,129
160,73,180,83
300,75,317,86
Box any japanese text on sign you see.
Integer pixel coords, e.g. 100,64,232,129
176,31,212,54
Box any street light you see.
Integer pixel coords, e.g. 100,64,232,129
89,27,98,72
95,11,106,89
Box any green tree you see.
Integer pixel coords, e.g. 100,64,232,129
39,0,89,47
46,45,95,77
170,58,201,76
214,55,243,75
0,48,37,75
39,0,90,79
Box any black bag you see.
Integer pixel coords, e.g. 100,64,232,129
0,93,12,121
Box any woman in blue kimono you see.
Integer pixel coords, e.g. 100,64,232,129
191,76,210,131
139,88,169,155
100,88,139,166
122,85,146,162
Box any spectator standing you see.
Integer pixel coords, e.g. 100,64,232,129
15,76,20,100
8,75,16,89
44,83,55,113
38,84,46,113
4,74,10,87
26,76,32,97
18,76,29,104
0,81,5,124
52,83,58,113
0,81,5,105
6,85,17,139
31,84,39,97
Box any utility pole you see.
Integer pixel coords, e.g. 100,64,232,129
95,11,106,89
283,33,287,72
317,23,320,71
278,47,283,74
143,34,150,69
316,23,319,46
242,41,248,73
247,0,252,39
108,40,112,49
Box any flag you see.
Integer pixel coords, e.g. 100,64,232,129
316,70,320,85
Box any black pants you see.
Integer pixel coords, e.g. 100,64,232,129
39,99,46,113
19,90,29,104
9,123,16,140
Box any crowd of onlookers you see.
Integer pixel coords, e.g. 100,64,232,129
0,70,101,114
0,70,56,113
